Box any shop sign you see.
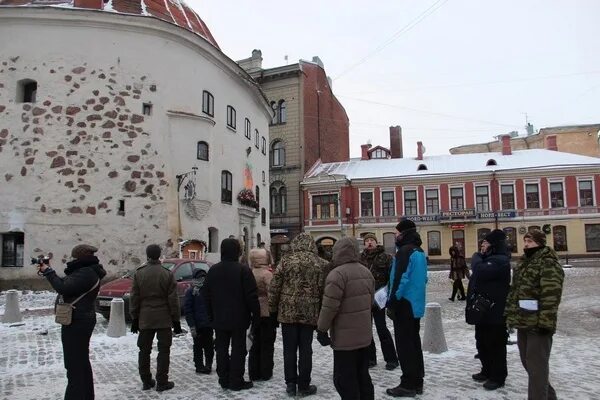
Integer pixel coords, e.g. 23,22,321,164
477,211,516,219
450,224,465,230
405,215,440,222
440,209,476,219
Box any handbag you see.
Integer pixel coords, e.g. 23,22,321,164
55,279,99,326
465,293,495,325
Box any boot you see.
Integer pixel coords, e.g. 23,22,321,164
286,383,296,397
230,380,253,391
386,384,416,397
385,361,399,371
297,384,317,396
483,380,504,390
142,379,155,391
472,372,487,382
156,381,174,392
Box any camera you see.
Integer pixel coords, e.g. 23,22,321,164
31,255,50,266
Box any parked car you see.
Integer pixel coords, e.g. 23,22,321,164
95,258,211,321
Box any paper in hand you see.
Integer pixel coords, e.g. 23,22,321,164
374,286,389,310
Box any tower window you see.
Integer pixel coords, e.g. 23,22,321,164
17,79,37,103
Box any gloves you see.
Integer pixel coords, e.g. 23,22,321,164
189,326,197,338
316,330,331,347
131,319,139,334
173,320,183,335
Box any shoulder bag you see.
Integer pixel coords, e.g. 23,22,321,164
55,279,100,326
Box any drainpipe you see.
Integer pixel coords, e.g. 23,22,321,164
349,180,356,237
492,170,498,229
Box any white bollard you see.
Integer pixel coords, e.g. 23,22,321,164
1,290,23,323
106,298,126,337
422,302,448,354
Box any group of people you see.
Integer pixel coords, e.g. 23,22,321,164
461,228,565,400
36,221,564,400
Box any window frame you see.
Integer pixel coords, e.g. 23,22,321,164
244,118,251,139
221,170,232,204
202,90,214,117
553,225,568,251
425,188,439,215
261,137,267,155
475,184,490,212
226,105,236,130
311,193,338,220
381,190,396,217
360,190,374,217
271,140,286,167
500,183,516,210
585,224,600,252
403,189,418,216
450,186,464,211
270,182,287,216
577,178,595,207
427,230,441,256
1,232,25,267
255,129,260,148
549,180,565,208
525,182,540,209
196,141,209,161
278,100,287,124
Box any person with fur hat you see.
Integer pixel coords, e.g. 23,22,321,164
386,219,428,397
130,244,181,392
247,247,277,381
184,268,213,374
359,233,398,370
466,229,511,391
38,244,106,400
505,229,564,400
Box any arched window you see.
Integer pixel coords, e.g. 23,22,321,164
261,208,266,225
486,159,497,166
255,129,260,148
278,100,287,123
270,181,287,215
553,225,568,251
261,137,267,155
208,227,218,253
202,90,214,117
270,101,278,125
255,185,260,208
197,141,209,161
271,140,286,167
417,164,428,171
427,231,441,256
245,118,251,139
221,171,232,203
17,79,37,103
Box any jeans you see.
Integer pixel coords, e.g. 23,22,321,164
281,323,314,389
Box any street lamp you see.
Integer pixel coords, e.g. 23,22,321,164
175,166,198,236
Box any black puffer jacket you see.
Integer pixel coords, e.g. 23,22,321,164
466,243,511,325
44,256,107,320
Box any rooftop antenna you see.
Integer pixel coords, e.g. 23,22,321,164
524,113,534,136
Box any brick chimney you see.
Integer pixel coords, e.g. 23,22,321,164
417,141,424,160
74,0,103,9
361,144,372,160
546,135,558,151
501,135,512,155
389,125,403,159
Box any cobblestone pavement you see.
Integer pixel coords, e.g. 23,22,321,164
1,267,599,400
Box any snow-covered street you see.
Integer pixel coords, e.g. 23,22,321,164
2,267,599,400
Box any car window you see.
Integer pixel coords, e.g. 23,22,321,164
193,262,209,274
162,262,176,271
173,262,193,281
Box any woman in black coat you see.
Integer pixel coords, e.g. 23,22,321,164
465,230,511,391
38,244,106,400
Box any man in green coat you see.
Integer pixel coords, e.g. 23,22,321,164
505,229,564,400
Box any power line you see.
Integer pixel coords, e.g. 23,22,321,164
339,95,521,128
333,0,449,81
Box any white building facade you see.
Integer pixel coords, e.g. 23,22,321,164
0,3,271,284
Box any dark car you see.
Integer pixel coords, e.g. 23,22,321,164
95,258,210,320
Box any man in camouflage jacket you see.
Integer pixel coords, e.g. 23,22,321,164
505,229,564,400
359,233,398,370
269,233,328,397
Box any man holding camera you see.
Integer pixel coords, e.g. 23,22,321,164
130,244,182,392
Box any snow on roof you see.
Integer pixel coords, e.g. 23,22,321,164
307,149,600,180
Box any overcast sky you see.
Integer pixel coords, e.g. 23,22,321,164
192,0,600,158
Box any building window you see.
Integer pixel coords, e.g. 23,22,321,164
360,192,373,217
262,171,266,183
208,227,218,253
549,182,564,208
221,171,232,203
202,90,214,117
255,185,260,208
118,199,125,216
270,101,278,125
585,224,600,252
270,182,287,215
427,231,441,256
1,232,24,267
501,184,515,210
417,164,428,171
261,137,266,155
553,225,568,251
450,187,464,210
372,148,387,159
271,140,285,167
526,183,540,208
382,191,395,216
425,189,439,214
312,194,338,219
17,79,37,103
403,190,417,215
278,100,287,123
142,103,153,116
503,227,517,253
477,228,491,249
197,141,209,161
475,186,490,212
245,118,251,139
255,129,260,148
486,159,497,166
579,180,594,206
383,232,396,254
227,105,236,129
261,208,266,225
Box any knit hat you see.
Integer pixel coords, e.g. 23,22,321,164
524,229,546,246
395,218,416,233
363,233,378,243
483,229,506,247
146,244,162,260
71,244,98,259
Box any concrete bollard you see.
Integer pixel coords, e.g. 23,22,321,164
422,302,448,354
1,290,23,323
106,298,126,338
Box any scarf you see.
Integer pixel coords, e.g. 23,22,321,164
64,255,100,275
